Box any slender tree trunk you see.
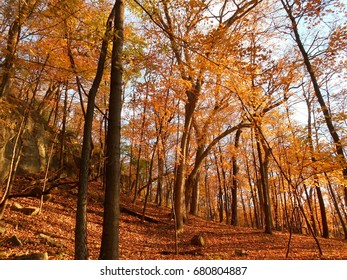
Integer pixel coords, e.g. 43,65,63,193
246,155,260,228
303,184,318,236
278,178,286,230
240,187,249,227
156,150,164,206
216,157,224,223
282,0,347,210
142,139,158,221
99,0,124,260
215,143,230,224
132,82,150,203
75,5,115,260
305,92,329,238
294,189,323,255
204,161,213,220
59,86,68,169
231,129,242,226
326,174,347,239
272,175,279,230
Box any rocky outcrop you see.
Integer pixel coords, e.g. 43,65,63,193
0,96,82,185
0,97,53,183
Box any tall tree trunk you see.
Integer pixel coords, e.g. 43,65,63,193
231,128,242,226
256,130,272,234
282,0,347,210
75,5,115,260
99,0,124,260
174,91,197,230
305,92,329,238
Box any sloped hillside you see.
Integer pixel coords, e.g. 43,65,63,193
0,178,347,260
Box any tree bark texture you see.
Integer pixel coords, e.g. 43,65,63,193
99,0,124,260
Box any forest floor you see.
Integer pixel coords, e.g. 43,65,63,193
1,177,347,260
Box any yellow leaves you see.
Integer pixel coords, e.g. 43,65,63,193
328,24,347,54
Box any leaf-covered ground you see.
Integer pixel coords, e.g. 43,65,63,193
1,179,347,260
